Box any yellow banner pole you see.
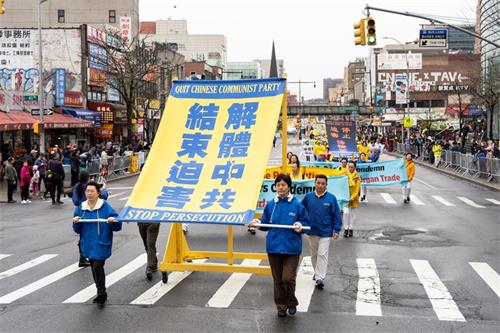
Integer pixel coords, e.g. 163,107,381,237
227,225,234,265
281,76,288,173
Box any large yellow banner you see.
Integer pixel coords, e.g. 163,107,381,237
118,79,285,225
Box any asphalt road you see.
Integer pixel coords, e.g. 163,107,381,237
0,139,499,333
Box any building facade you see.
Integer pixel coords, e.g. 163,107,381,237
322,78,343,101
140,20,227,68
225,62,262,80
448,25,476,53
254,59,285,78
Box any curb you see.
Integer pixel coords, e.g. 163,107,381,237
387,152,500,192
105,172,140,183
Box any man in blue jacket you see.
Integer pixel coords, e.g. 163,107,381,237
301,174,342,290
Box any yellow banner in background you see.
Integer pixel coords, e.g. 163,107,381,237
118,79,285,224
264,165,346,179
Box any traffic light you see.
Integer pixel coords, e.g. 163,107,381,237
33,122,43,135
353,18,366,46
0,0,5,15
366,17,377,45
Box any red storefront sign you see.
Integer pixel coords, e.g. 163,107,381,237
64,92,83,107
88,101,114,124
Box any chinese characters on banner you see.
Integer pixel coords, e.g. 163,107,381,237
0,29,34,68
118,79,285,225
120,17,132,46
325,117,358,156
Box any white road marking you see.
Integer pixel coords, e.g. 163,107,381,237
381,193,397,204
63,254,146,303
410,259,466,322
432,195,456,207
414,177,438,190
0,254,12,261
119,196,130,201
0,263,83,304
410,195,425,205
130,259,208,305
206,259,261,308
457,197,485,209
106,187,134,190
0,254,58,280
485,198,500,205
107,191,129,199
469,262,500,298
296,256,316,312
356,258,382,317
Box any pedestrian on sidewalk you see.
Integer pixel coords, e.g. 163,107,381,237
72,181,121,308
301,174,342,290
403,153,415,204
34,153,47,199
5,157,18,203
344,161,360,238
31,165,40,199
138,222,160,280
72,171,109,267
20,161,31,204
48,154,65,205
247,173,308,318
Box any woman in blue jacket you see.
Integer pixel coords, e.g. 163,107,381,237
72,181,121,307
72,171,109,267
248,173,308,318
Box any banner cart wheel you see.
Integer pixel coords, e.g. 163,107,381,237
162,272,168,283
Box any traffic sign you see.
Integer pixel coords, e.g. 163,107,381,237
24,95,38,102
419,29,448,48
30,109,53,116
403,116,413,128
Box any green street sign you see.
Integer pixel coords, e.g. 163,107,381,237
24,95,38,102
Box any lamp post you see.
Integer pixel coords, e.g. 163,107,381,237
288,80,316,114
382,37,410,145
38,0,48,154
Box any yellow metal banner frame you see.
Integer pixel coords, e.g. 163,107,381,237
159,86,289,278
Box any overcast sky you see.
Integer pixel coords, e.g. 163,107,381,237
139,0,478,99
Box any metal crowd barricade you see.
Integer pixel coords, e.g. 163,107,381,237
86,159,101,178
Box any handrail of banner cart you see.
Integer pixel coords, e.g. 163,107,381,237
76,219,310,230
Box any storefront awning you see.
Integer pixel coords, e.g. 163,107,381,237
62,107,101,127
44,113,93,129
0,111,36,131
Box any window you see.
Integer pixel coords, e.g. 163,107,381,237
109,10,116,23
58,10,65,23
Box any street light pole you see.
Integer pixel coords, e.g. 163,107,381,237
37,0,48,154
382,37,410,145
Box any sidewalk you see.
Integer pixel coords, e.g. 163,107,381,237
387,151,500,192
0,172,139,203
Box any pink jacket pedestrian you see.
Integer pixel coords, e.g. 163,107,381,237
20,164,32,188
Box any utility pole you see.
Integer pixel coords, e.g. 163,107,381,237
37,0,48,154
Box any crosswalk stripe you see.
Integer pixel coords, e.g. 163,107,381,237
106,187,133,190
206,259,261,308
107,191,128,199
119,196,130,201
485,198,500,205
410,259,465,322
469,262,500,298
356,258,382,316
130,259,208,305
457,197,485,208
380,193,397,204
0,254,12,261
63,253,146,303
0,263,83,304
0,254,58,280
410,195,424,205
432,195,456,207
296,256,315,312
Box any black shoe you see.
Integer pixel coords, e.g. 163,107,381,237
78,259,90,267
403,198,408,204
344,229,349,238
288,306,297,316
407,196,410,202
349,230,353,238
57,201,64,204
95,293,107,307
360,195,366,202
7,200,16,203
315,279,324,290
277,309,287,317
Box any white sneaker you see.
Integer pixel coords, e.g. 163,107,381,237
21,200,27,204
182,223,189,233
27,200,32,203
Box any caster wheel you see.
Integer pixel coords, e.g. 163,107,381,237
162,272,168,284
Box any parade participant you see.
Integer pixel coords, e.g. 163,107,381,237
289,154,300,166
138,222,160,280
337,157,348,175
301,174,341,290
313,141,326,161
403,153,415,204
432,140,442,167
344,161,360,238
357,141,370,161
290,162,303,180
248,174,308,318
358,153,368,202
72,181,121,308
5,157,18,203
72,171,109,267
286,152,293,164
20,161,32,204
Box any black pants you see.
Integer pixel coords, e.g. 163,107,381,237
89,259,106,295
21,184,30,201
78,239,86,261
268,254,300,310
138,223,160,269
7,180,15,201
50,179,63,203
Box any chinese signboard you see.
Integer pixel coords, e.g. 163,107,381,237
377,53,422,70
88,101,114,124
120,17,132,46
325,117,357,155
118,78,285,224
0,29,34,68
55,68,65,106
